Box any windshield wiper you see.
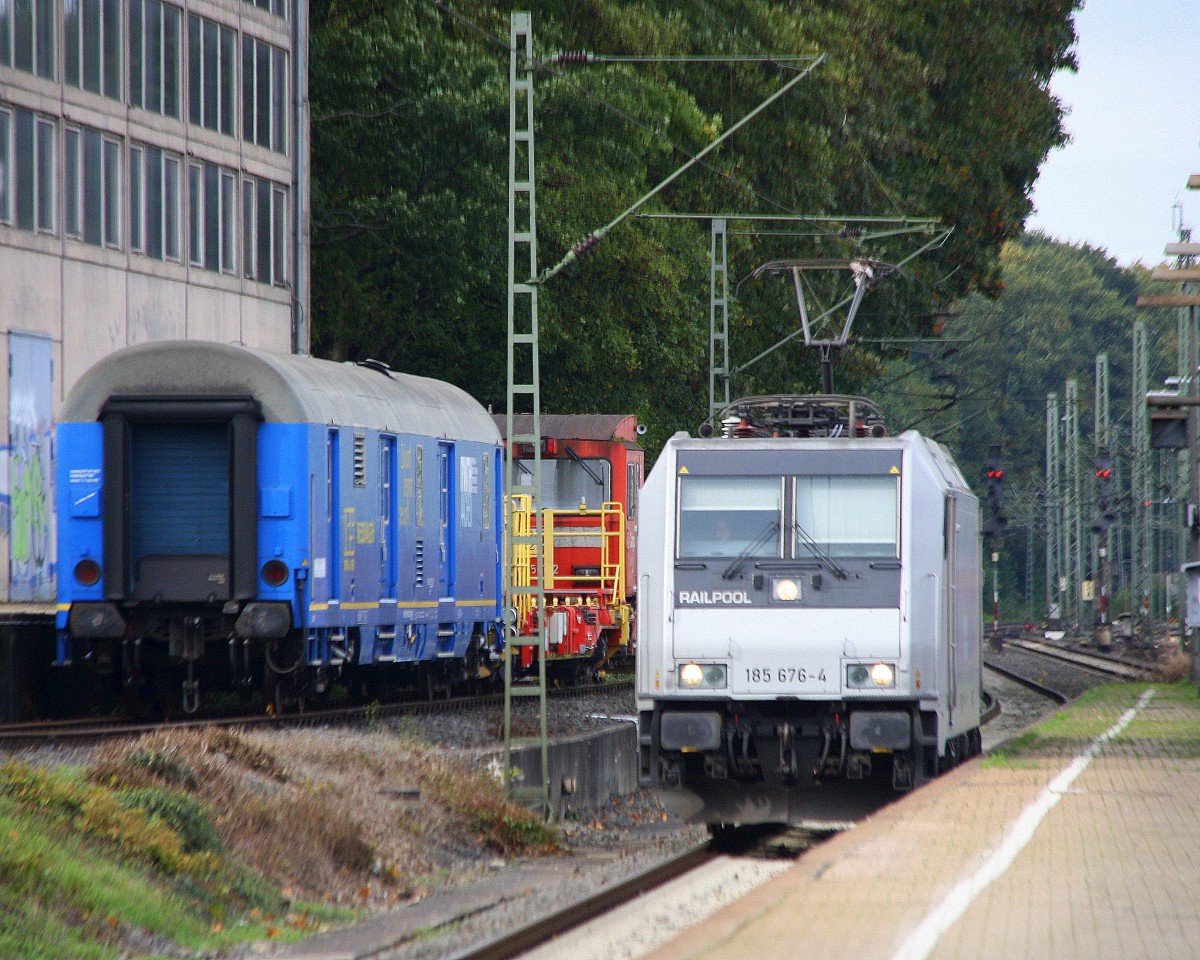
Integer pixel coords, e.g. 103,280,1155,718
792,521,849,580
565,445,604,485
721,520,781,580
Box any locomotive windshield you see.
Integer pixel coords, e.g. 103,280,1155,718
677,476,783,558
675,473,898,559
794,475,898,558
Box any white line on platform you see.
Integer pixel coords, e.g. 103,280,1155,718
888,687,1156,960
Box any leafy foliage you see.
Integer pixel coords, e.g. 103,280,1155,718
309,0,1082,448
866,232,1170,617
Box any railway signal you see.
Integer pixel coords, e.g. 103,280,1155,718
1090,451,1117,534
1090,450,1116,641
982,444,1008,537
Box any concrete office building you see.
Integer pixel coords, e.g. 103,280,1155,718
0,0,310,611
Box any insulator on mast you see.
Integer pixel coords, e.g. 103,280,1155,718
571,233,602,259
554,50,593,65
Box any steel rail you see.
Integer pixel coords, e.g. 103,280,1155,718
443,842,715,960
1002,638,1157,682
0,680,633,749
983,660,1069,706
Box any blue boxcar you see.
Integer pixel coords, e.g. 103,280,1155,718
56,341,503,712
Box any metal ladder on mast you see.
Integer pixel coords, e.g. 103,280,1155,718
503,11,551,818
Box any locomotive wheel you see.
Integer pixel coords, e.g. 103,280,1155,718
263,669,305,714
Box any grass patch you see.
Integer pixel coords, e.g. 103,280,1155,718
418,754,561,856
985,682,1200,765
0,751,346,959
2,722,566,957
0,785,323,959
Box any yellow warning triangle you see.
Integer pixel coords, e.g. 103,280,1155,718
679,465,690,474
889,466,900,474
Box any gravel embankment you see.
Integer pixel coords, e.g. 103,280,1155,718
8,672,1081,960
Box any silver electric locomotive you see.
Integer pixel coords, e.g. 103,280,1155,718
636,396,982,827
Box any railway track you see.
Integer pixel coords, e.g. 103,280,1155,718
983,630,1161,708
1002,637,1158,682
450,841,715,960
451,824,841,960
0,679,632,749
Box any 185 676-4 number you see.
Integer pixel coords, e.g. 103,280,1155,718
744,667,827,684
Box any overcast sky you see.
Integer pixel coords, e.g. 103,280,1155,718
1026,0,1200,266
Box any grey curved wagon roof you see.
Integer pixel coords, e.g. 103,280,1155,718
60,341,501,443
494,413,640,443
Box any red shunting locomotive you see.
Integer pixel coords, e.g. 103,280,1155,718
496,414,644,680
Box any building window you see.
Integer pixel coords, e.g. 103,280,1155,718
129,144,143,251
0,109,10,224
35,116,53,232
242,35,287,154
64,128,81,237
219,169,234,271
243,0,287,19
1,0,55,79
242,174,286,286
129,0,181,119
103,137,120,246
64,0,122,99
188,15,236,136
64,124,121,248
8,108,56,234
188,159,237,274
132,143,181,261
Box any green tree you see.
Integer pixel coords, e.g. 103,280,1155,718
309,0,1082,453
866,232,1169,619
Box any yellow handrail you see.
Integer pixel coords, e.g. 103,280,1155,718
508,494,536,628
540,501,626,602
507,497,628,645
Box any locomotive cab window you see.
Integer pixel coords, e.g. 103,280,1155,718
540,456,611,511
794,475,899,558
677,476,783,558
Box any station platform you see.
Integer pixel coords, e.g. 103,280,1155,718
646,682,1200,960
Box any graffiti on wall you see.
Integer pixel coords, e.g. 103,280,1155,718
8,334,55,602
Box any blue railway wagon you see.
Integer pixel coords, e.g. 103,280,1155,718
56,341,503,712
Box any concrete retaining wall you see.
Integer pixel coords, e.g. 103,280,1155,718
485,721,639,818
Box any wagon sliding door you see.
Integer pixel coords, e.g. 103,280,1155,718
101,398,260,604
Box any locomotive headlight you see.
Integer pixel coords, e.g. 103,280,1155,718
870,663,895,687
771,577,800,602
678,662,728,689
846,662,896,689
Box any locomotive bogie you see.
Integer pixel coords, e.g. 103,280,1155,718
636,417,983,826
